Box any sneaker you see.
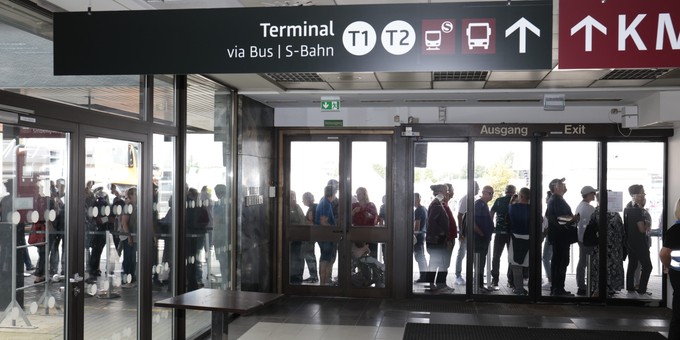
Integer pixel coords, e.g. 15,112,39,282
513,288,528,296
490,284,500,291
414,278,428,284
637,290,652,296
454,277,465,285
542,282,552,290
576,288,587,296
552,290,574,297
302,277,319,283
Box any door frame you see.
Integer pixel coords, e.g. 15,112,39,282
73,125,150,340
279,129,393,298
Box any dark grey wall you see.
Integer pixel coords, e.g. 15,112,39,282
236,95,275,292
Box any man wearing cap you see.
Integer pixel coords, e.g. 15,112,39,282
546,178,579,296
624,184,653,296
574,185,597,296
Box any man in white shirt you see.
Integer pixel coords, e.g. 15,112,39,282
574,185,597,296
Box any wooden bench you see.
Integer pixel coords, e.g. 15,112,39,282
155,288,283,340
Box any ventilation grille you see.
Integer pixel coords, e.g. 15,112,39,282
433,71,489,81
265,73,324,82
601,69,670,80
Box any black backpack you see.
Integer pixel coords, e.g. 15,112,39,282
583,215,599,247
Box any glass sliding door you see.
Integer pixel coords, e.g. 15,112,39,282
83,137,141,339
541,141,598,299
284,135,391,297
472,141,531,297
411,142,468,295
0,125,69,337
607,142,664,302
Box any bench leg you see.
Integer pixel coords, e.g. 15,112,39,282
211,311,228,340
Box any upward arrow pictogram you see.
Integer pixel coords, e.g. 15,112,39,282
571,15,607,52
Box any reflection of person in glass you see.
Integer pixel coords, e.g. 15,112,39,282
301,192,319,283
212,184,229,289
185,187,210,290
624,184,653,296
413,193,428,283
120,187,138,286
289,191,306,284
315,185,337,286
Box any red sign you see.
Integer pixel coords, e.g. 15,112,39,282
559,0,680,69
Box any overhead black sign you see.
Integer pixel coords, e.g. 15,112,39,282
53,1,552,75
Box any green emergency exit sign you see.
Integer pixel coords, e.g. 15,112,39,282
320,97,340,112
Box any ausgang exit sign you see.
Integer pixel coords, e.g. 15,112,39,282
321,97,340,112
559,0,680,69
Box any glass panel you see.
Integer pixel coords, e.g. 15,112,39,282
153,75,175,125
84,137,141,339
607,142,663,301
350,141,386,288
185,76,233,336
412,142,467,295
0,21,142,119
542,141,598,298
0,125,68,337
471,141,531,296
289,141,340,286
152,134,175,339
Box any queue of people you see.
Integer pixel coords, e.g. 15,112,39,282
408,178,663,298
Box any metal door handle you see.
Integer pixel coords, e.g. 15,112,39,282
69,273,83,284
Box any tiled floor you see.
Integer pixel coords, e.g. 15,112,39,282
228,296,673,340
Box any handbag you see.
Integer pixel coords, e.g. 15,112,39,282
28,221,46,245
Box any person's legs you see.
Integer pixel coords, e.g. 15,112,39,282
551,242,569,293
637,249,653,294
436,240,454,287
542,241,552,283
576,242,590,292
302,241,318,280
626,251,640,291
511,265,525,293
490,233,508,285
455,238,466,282
413,234,428,281
427,242,443,287
669,271,680,339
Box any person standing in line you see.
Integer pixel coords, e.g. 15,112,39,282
474,185,494,292
490,184,516,290
542,191,553,290
575,185,597,296
351,187,378,258
438,183,457,292
315,185,337,286
425,184,449,292
508,187,531,295
455,181,479,286
413,192,428,283
289,191,306,284
546,178,579,296
624,184,653,296
301,192,319,283
659,198,680,340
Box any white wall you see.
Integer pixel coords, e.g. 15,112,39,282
275,106,618,127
